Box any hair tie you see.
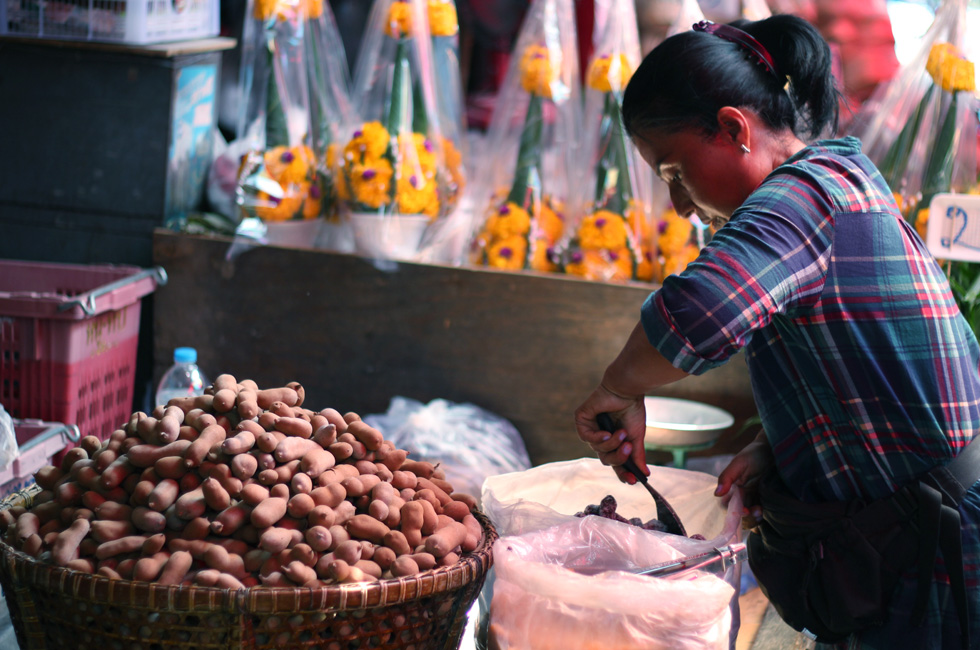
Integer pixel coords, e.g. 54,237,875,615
693,20,782,82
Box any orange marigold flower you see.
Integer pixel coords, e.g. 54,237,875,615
396,172,439,217
915,207,930,242
586,52,633,93
520,44,560,98
264,145,313,185
344,122,391,164
486,202,532,239
302,0,323,18
486,235,528,270
536,199,565,243
386,0,413,38
657,209,695,256
302,181,324,219
579,210,629,250
566,249,633,282
635,248,655,282
254,187,305,221
350,158,394,209
661,243,701,278
428,0,458,36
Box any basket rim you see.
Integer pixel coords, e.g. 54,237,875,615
0,485,497,614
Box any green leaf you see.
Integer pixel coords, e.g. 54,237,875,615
265,40,289,148
593,91,634,215
507,94,544,208
386,38,414,138
412,80,429,136
920,91,960,209
879,84,935,192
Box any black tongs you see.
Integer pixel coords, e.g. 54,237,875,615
596,412,687,536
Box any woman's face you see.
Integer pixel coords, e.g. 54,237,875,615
633,127,758,230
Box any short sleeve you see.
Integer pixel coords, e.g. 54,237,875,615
642,167,836,374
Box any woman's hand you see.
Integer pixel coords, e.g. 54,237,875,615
574,384,648,484
715,431,774,525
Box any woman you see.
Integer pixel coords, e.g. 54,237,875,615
573,14,980,650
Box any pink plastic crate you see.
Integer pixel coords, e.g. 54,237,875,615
0,419,80,500
0,260,165,456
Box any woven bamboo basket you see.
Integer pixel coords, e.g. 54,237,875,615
0,486,497,650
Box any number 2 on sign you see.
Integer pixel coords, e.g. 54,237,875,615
925,194,980,263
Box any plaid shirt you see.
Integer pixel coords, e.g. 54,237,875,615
642,137,980,503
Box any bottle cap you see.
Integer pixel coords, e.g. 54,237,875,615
173,347,198,364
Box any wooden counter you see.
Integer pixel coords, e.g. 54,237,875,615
152,231,757,465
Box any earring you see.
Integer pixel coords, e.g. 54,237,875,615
740,144,751,154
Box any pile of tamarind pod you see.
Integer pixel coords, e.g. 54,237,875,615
0,376,484,589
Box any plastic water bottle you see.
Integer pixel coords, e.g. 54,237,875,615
155,347,209,407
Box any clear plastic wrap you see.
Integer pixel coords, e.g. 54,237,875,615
562,0,655,283
340,0,461,261
363,396,532,503
228,0,354,251
0,405,17,473
468,0,583,273
847,0,977,238
480,458,743,650
665,0,705,39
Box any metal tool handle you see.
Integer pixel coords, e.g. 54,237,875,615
57,266,168,316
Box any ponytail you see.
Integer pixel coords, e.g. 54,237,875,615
622,14,841,142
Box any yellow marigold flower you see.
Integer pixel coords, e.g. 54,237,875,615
627,201,652,242
486,202,531,238
336,166,350,201
927,42,976,93
486,235,527,270
661,243,701,278
325,143,339,170
253,0,279,21
345,122,391,164
442,136,465,190
396,172,439,217
351,158,394,209
536,199,565,242
570,249,634,282
915,207,930,241
398,132,437,177
657,210,694,256
520,44,559,98
635,248,655,282
301,182,323,219
254,187,305,221
264,145,313,185
386,0,413,38
428,0,458,36
579,210,629,250
529,238,558,273
586,52,633,93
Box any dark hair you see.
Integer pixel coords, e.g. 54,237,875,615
622,14,841,142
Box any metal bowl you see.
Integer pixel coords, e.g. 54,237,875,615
644,396,735,447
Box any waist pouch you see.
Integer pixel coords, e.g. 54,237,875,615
747,437,980,647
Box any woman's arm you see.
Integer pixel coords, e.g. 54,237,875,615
574,321,689,483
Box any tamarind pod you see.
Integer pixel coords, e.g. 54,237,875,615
273,437,318,463
95,535,149,560
283,560,318,586
353,460,378,476
256,387,299,409
267,401,293,418
254,431,282,454
328,442,353,462
175,487,207,520
259,527,294,554
51,518,90,566
95,501,133,522
368,500,390,523
416,496,440,533
136,416,159,443
390,555,420,577
287,493,316,519
207,464,243,497
288,543,317,568
257,412,278,433
342,474,381,499
99,486,129,505
203,544,247,580
154,456,189,481
179,471,202,493
312,424,338,448
133,551,170,582
251,497,288,529
98,566,123,580
416,478,453,508
131,506,167,534
210,501,253,536
230,453,258,481
424,521,468,558
144,533,167,555
272,460,301,485
290,471,313,495
0,510,16,534
100,457,136,491
341,436,367,461
60,447,89,474
309,414,328,435
183,424,226,468
75,465,103,492
414,489,443,517
307,505,337,529
34,465,64,491
180,517,212,541
157,550,194,585
399,459,435,479
221,430,256,455
237,394,260,420
333,501,357,526
147,479,181,512
304,526,332,553
90,519,135,544
54,479,85,507
211,388,237,414
127,480,155,508
93,448,118,473
342,412,361,425
346,421,384,451
127,440,193,468
442,500,470,523
383,530,413,557
346,514,390,544
155,414,181,444
14,512,40,542
201,477,232,512
353,559,382,579
21,533,43,557
451,492,479,511
238,482,270,506
274,416,313,439
65,558,96,573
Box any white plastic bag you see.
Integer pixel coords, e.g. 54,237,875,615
489,520,735,649
0,405,19,472
364,397,531,502
480,458,743,650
